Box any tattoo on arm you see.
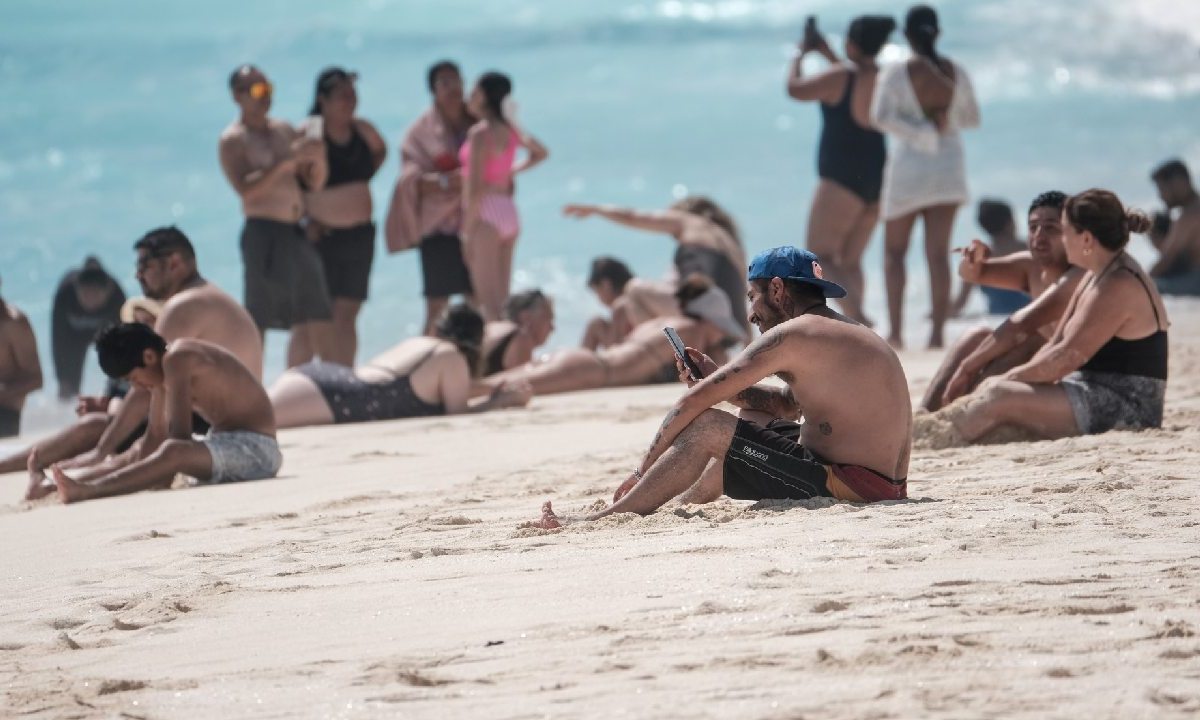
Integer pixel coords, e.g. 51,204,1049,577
644,407,681,464
735,386,783,414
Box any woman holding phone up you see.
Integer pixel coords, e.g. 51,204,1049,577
787,14,896,327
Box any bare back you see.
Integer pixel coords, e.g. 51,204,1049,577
165,340,274,436
776,315,911,479
219,118,304,222
156,283,263,380
358,336,467,410
906,57,957,119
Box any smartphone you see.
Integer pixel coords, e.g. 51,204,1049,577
663,327,704,381
803,15,817,43
305,116,324,141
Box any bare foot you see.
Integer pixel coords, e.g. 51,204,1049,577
24,449,53,501
50,465,91,504
526,500,563,530
612,473,638,503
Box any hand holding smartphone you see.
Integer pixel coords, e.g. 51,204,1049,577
663,327,704,382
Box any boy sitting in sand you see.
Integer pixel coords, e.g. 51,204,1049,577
43,323,280,503
530,247,912,528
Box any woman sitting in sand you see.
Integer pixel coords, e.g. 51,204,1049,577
563,196,750,338
483,277,746,397
920,189,1168,445
269,304,530,428
482,289,555,375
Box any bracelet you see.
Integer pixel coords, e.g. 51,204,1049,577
632,468,644,481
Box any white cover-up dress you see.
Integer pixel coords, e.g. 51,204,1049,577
870,60,981,221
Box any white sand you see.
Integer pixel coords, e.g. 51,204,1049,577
2,300,1199,719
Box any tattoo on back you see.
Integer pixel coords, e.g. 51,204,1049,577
819,422,832,436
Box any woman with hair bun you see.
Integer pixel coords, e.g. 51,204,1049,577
460,72,549,322
787,14,896,326
871,4,980,348
933,189,1169,443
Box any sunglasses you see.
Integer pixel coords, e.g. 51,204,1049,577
239,81,273,100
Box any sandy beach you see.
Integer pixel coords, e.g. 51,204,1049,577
2,299,1199,719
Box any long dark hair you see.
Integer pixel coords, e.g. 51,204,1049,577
476,71,512,121
905,5,940,64
434,302,486,377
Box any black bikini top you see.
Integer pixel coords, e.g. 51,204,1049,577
1080,267,1168,380
325,125,375,187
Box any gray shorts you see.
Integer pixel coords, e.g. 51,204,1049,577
200,430,283,484
1060,370,1166,435
241,218,333,330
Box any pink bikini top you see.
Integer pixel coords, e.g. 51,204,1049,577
459,128,517,186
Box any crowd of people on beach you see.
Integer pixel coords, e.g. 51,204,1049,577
1,4,1197,520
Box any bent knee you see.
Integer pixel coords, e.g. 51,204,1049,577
156,438,193,462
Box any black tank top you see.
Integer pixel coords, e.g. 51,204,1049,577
1080,268,1168,380
325,126,375,187
484,329,519,376
817,71,886,203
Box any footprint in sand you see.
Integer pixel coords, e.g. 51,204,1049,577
812,600,849,613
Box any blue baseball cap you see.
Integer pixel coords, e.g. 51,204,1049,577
747,246,846,298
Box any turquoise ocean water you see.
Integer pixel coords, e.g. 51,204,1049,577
1,0,1197,433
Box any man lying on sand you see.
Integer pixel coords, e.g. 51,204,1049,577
923,191,1082,410
48,323,279,503
531,247,911,528
485,276,744,398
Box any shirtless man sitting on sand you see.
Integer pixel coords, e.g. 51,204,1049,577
923,191,1083,410
50,324,279,503
485,277,744,398
4,227,262,498
531,247,911,528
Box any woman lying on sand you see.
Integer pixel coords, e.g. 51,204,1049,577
481,289,555,375
269,304,530,428
482,277,746,397
919,189,1168,445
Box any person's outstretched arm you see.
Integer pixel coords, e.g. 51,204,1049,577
786,29,843,103
561,204,686,238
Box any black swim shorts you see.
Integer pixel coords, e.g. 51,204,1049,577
722,419,835,500
316,222,375,302
722,419,908,503
240,218,333,330
419,232,473,299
